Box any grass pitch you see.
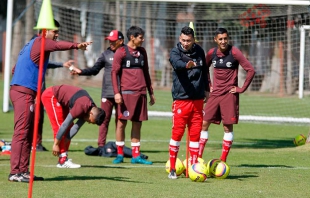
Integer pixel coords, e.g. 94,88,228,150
1,80,310,197
0,114,310,198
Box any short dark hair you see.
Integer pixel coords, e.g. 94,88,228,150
95,108,106,126
54,19,60,28
180,26,195,38
215,28,229,37
126,26,145,40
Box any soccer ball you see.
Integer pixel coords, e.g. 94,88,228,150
188,163,208,182
183,157,205,174
213,161,230,179
205,159,221,177
165,158,185,176
293,134,307,146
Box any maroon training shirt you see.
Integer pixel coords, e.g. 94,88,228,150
111,46,154,95
31,37,79,65
206,46,255,96
52,85,94,119
11,37,79,74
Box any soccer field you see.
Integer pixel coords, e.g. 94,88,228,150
1,112,310,197
1,76,310,197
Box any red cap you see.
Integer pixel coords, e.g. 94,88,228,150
105,30,124,41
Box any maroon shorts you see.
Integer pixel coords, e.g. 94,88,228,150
117,93,148,122
203,93,239,125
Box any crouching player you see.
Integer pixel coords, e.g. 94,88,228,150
42,84,105,168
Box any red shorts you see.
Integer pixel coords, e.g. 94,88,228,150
203,93,239,125
41,87,71,137
117,93,148,122
171,99,204,141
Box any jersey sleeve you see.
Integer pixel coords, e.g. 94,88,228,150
140,48,154,95
169,47,187,71
111,47,125,94
232,47,256,93
80,52,106,76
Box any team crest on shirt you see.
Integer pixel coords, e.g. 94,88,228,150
212,60,216,67
30,104,34,112
126,60,130,67
102,98,107,102
123,110,130,117
177,109,182,114
219,59,223,64
226,62,232,67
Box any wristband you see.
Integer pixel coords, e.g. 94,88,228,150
69,65,74,71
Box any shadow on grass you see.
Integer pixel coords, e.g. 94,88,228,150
236,164,295,168
232,138,295,149
67,149,86,152
44,175,145,183
225,174,259,180
82,165,128,169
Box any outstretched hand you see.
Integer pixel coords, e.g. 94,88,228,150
78,41,92,50
62,60,74,68
69,66,82,75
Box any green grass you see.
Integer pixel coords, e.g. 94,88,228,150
1,113,310,197
70,84,310,119
1,78,310,197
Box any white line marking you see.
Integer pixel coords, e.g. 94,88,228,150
0,164,309,169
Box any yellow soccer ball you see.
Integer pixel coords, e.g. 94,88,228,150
213,161,230,179
188,163,208,182
293,134,306,146
205,159,221,177
165,158,185,176
183,157,205,174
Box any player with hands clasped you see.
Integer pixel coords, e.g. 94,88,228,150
168,26,209,179
41,85,105,168
111,26,155,165
198,28,255,162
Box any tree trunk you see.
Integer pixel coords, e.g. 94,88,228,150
11,20,23,67
286,5,293,94
25,0,34,41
